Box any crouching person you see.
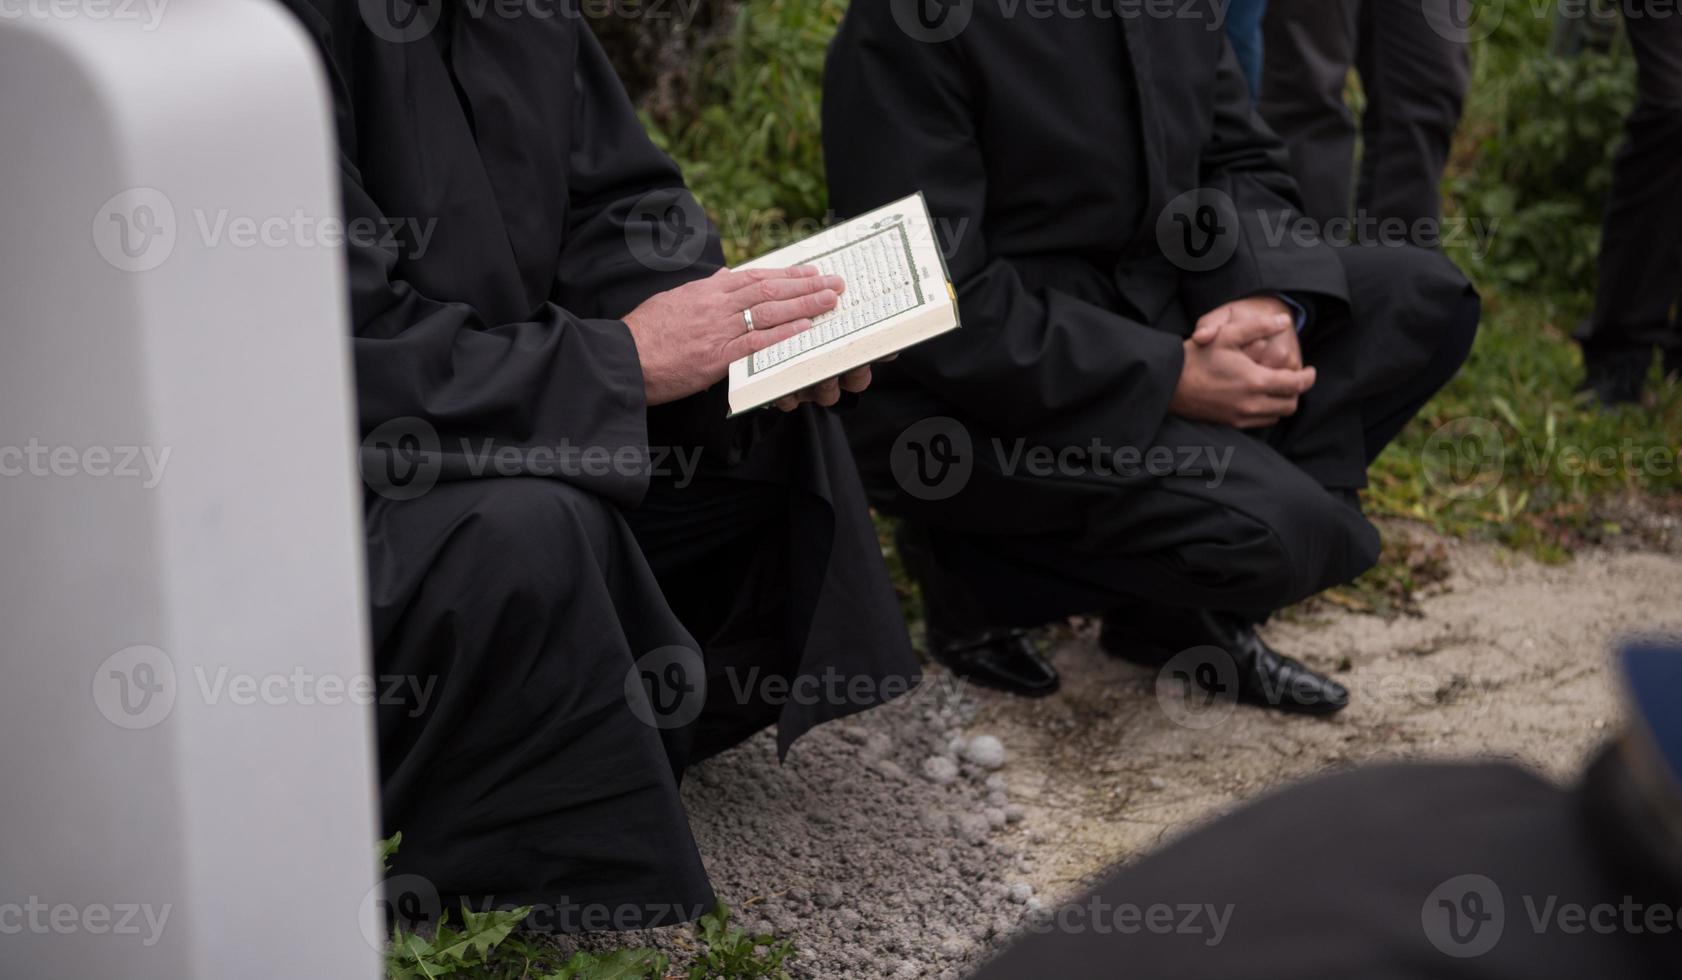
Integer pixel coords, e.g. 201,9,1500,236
280,0,919,927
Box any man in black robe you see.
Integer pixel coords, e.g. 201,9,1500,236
278,0,919,929
824,0,1479,709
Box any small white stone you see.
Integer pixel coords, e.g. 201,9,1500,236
923,756,960,785
961,735,1007,770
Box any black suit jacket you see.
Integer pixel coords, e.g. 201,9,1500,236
824,0,1348,456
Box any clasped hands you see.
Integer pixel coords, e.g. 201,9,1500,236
1169,294,1316,429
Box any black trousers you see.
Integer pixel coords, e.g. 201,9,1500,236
1259,0,1470,226
1576,0,1682,363
363,406,915,927
897,246,1479,632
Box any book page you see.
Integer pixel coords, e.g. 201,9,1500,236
748,220,927,376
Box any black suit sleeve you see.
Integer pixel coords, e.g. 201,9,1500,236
823,19,1187,453
1180,39,1349,319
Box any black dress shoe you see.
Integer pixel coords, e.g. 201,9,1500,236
1101,609,1348,716
927,627,1061,698
1579,345,1651,407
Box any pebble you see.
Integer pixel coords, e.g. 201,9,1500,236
923,756,960,785
1007,883,1034,904
985,774,1009,793
1005,804,1027,824
874,759,908,781
955,813,992,845
862,731,894,759
961,735,1007,770
814,883,844,909
984,807,1007,829
986,790,1009,807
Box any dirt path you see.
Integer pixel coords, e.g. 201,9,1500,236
585,528,1682,978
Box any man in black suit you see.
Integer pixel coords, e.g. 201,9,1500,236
1257,0,1470,229
823,0,1479,710
1576,0,1682,405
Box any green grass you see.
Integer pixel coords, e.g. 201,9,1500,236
1369,292,1682,561
376,835,794,980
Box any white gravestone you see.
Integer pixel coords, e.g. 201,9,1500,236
1,2,381,976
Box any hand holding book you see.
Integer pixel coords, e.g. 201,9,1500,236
622,265,843,407
728,192,961,415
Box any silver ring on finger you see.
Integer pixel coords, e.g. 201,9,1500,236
741,307,755,333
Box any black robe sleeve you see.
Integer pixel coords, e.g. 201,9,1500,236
549,22,746,458
823,22,1187,454
293,0,655,507
1179,41,1349,319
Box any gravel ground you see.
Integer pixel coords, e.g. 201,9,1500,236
561,525,1682,978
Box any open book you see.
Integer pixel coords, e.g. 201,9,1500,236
727,192,961,415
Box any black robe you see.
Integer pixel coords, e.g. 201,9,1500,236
823,0,1480,628
279,0,918,927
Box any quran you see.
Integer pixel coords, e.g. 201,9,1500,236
727,192,961,415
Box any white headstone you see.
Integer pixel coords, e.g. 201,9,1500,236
0,2,381,976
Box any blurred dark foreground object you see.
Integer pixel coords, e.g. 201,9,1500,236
973,642,1682,979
